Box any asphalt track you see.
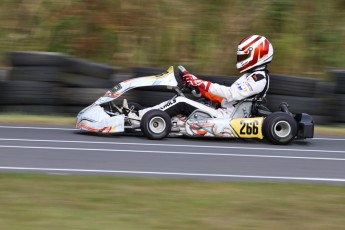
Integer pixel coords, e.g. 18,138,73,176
0,123,344,184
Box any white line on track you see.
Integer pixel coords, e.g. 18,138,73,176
313,137,345,141
0,138,344,154
0,145,345,161
0,166,344,182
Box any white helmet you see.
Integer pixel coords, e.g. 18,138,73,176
236,35,273,73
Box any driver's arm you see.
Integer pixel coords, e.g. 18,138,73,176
207,74,267,102
183,72,266,103
199,88,223,104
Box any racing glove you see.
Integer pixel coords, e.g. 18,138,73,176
183,73,223,104
183,73,211,91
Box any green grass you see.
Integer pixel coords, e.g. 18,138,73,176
0,113,75,125
0,173,344,230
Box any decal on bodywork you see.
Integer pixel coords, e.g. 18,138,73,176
160,98,177,109
230,117,263,139
186,118,236,137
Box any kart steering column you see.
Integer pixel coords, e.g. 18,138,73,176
178,65,202,98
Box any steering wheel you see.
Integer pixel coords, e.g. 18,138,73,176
177,65,201,98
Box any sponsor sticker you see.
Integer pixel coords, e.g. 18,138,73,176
160,98,177,109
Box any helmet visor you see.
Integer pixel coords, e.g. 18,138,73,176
237,49,252,62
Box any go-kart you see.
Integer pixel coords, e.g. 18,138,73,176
75,66,314,145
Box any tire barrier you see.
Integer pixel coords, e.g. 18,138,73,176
130,66,237,89
8,51,119,86
9,67,61,82
63,57,117,80
59,73,112,88
329,69,345,122
329,69,345,94
131,66,167,78
269,74,318,97
8,51,65,67
265,95,332,125
336,94,345,123
60,58,117,90
267,74,335,124
56,87,107,106
128,67,237,98
0,105,62,114
3,51,120,115
0,69,8,81
1,51,345,125
0,81,59,105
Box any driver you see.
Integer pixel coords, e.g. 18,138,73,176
132,35,273,120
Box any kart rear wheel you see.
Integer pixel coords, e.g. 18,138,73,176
140,109,171,140
263,112,297,145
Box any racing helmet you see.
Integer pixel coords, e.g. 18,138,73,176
236,35,273,73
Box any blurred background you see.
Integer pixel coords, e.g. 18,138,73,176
1,0,345,75
0,0,344,124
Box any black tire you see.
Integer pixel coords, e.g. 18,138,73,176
110,73,133,84
56,87,140,106
263,112,297,145
131,66,167,78
60,73,112,88
0,69,8,81
140,109,171,140
269,74,318,97
265,95,330,116
56,87,109,105
63,57,117,79
0,81,59,105
0,105,60,114
9,67,61,82
335,94,345,123
8,51,65,67
328,69,345,94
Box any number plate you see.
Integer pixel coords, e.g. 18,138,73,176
230,117,263,139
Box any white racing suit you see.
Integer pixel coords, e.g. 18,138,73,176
138,66,270,119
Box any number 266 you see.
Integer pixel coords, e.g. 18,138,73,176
240,120,259,135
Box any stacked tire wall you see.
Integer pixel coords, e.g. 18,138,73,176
329,69,345,123
0,51,344,125
266,74,334,125
57,56,118,114
1,52,64,114
2,51,118,115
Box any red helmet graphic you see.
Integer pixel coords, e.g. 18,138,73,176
236,35,273,73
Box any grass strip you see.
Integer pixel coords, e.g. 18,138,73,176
0,173,344,230
0,113,75,125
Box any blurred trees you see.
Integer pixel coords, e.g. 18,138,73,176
0,0,344,76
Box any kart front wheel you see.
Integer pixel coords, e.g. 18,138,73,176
263,112,297,145
140,109,171,140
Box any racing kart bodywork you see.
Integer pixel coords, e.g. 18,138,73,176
76,66,314,145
